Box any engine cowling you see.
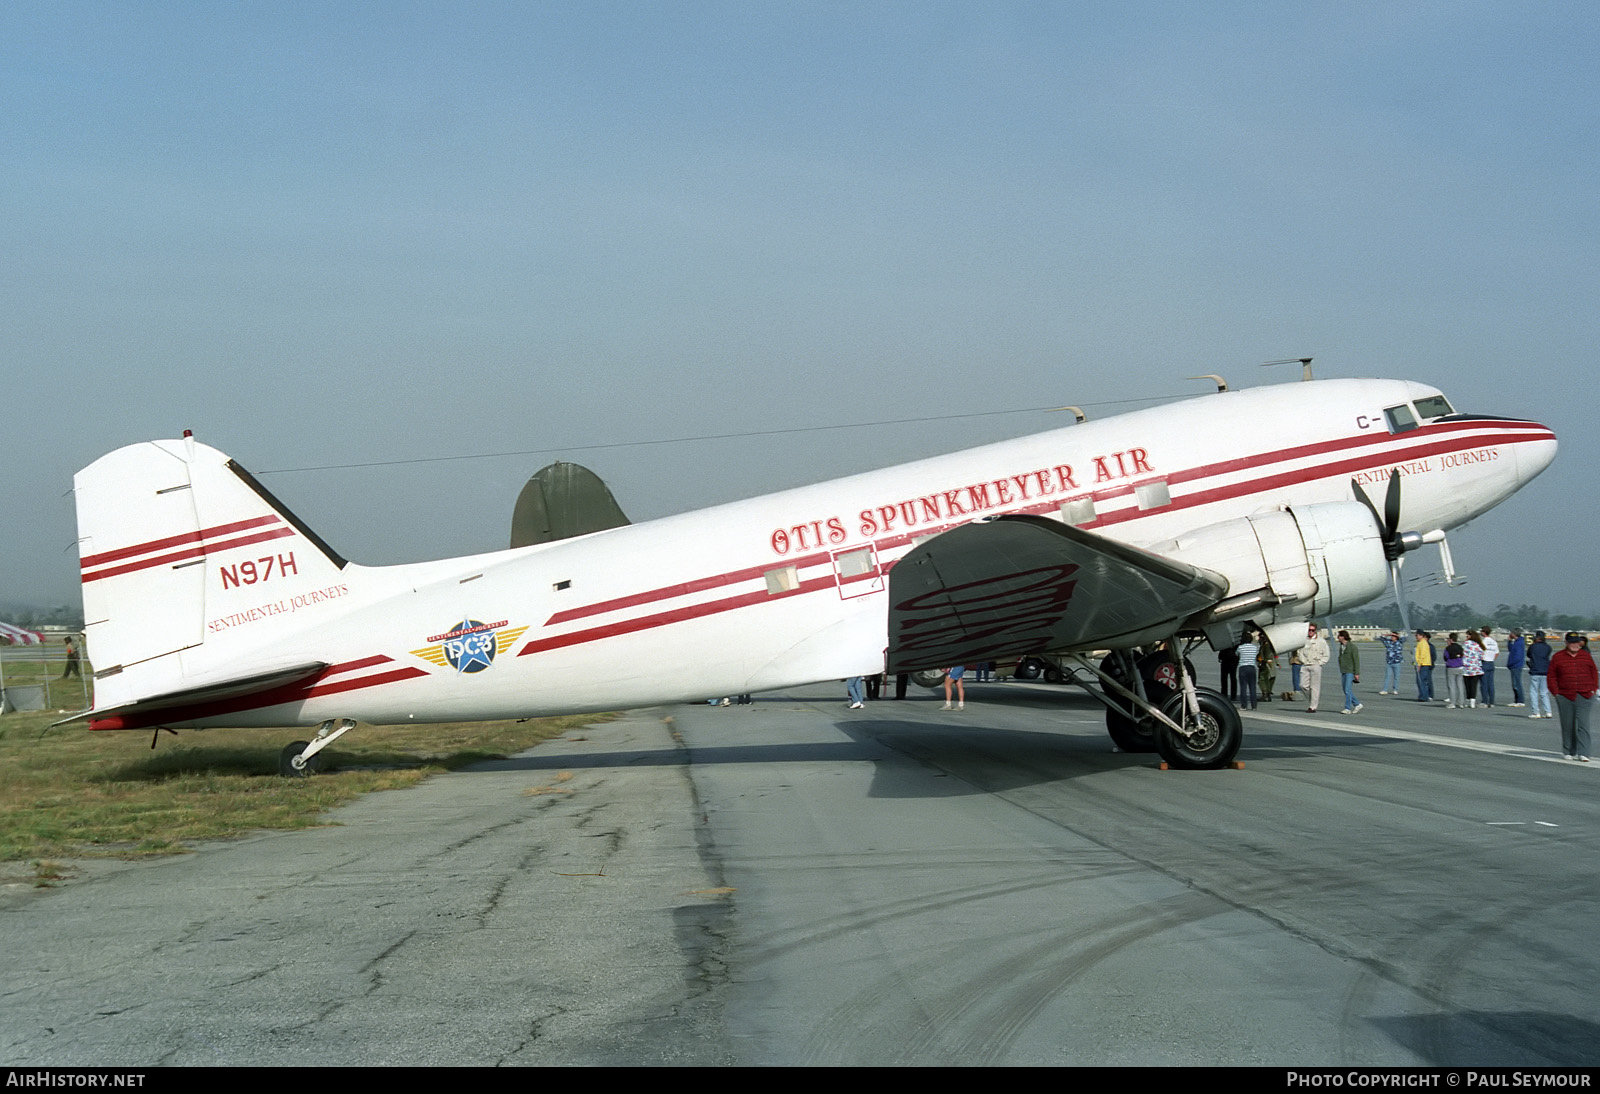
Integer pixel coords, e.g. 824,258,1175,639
1149,501,1389,651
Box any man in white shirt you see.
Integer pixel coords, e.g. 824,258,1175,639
1301,623,1332,712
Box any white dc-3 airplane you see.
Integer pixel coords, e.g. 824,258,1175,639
68,377,1556,774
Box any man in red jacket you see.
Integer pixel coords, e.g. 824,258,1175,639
1547,632,1598,761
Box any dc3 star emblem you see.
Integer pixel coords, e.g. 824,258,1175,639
411,619,529,674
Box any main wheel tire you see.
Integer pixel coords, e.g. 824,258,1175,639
1155,688,1242,770
1100,652,1155,752
278,740,323,778
1106,710,1158,753
910,669,946,689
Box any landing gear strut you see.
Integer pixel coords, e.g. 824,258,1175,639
278,718,357,777
1098,649,1199,753
1067,641,1242,770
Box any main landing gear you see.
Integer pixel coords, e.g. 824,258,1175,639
1154,689,1240,770
278,718,358,777
1065,643,1241,770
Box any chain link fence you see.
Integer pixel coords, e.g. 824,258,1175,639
0,640,92,714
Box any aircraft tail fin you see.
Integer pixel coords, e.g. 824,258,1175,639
74,435,351,712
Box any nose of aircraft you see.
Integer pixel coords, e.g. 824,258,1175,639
1515,421,1559,486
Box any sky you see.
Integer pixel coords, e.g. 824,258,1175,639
3,2,1597,617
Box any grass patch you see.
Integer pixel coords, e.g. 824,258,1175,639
31,859,69,887
0,685,610,862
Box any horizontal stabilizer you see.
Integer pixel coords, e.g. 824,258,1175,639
55,662,329,727
510,462,631,549
886,515,1227,673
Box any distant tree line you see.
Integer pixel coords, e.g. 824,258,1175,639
1347,601,1600,633
1,603,85,629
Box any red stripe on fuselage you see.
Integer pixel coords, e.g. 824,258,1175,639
522,574,838,655
545,549,838,625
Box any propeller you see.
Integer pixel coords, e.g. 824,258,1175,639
1352,469,1425,632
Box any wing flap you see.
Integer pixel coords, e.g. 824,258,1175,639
886,515,1227,673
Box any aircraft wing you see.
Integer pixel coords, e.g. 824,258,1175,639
886,515,1228,673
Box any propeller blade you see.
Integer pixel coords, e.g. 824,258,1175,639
1383,468,1402,539
1392,555,1412,634
1353,471,1410,560
1351,477,1385,538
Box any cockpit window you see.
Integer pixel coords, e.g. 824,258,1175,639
1413,395,1454,419
1383,404,1418,434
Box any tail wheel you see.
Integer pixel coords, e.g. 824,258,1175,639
279,740,323,778
910,669,946,689
1155,688,1242,770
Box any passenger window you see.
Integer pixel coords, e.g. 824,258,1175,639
1059,498,1096,526
764,566,800,595
1135,481,1171,510
1383,405,1418,434
834,547,875,579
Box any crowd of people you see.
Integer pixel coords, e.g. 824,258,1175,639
1220,625,1598,762
820,625,1598,765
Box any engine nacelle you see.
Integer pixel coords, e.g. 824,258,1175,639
1149,501,1389,651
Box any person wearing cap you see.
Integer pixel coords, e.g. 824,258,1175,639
1378,630,1404,694
1526,630,1553,719
1547,633,1597,761
1301,623,1330,712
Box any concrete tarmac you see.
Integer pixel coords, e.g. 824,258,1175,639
3,668,1597,1066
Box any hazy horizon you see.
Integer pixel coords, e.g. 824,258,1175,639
4,4,1594,616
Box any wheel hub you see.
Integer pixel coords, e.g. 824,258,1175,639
1185,712,1220,751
